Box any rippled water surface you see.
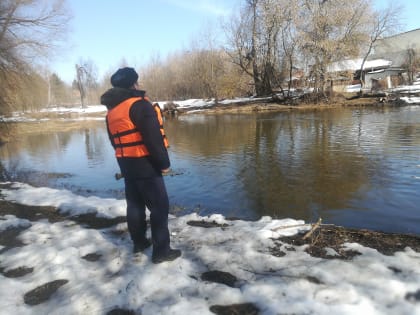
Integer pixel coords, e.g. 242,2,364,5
1,106,420,234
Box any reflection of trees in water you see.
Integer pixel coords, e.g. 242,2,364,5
166,110,373,221
0,123,16,181
1,123,73,159
0,121,10,144
388,124,420,146
0,121,108,159
0,123,108,184
84,128,107,165
1,124,108,162
165,115,258,156
0,158,7,181
0,124,67,185
240,110,372,221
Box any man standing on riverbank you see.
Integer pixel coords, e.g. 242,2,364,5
100,67,181,264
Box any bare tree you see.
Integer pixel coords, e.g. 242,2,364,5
74,59,100,107
224,0,302,97
299,0,371,97
264,0,301,98
358,3,402,90
225,0,277,96
405,48,418,84
140,52,175,100
281,18,299,98
184,25,229,101
75,64,87,108
0,0,71,114
139,46,241,102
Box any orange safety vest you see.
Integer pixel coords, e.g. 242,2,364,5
107,97,169,158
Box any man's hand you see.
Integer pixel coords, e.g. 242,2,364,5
162,168,171,174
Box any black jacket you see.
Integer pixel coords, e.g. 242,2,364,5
100,88,170,179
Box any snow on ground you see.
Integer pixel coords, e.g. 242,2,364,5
345,84,362,93
0,182,419,315
400,97,420,104
163,97,272,110
390,85,420,93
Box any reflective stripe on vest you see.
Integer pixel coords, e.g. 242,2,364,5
107,97,169,158
153,103,169,148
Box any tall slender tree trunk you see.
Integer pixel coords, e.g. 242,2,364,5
250,0,261,95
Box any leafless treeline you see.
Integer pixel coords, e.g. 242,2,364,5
0,0,403,115
0,0,70,114
142,0,402,101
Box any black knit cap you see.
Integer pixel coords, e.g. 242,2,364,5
110,67,138,88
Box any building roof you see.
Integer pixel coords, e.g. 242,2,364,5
328,58,392,72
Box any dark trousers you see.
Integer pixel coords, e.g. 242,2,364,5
124,176,170,255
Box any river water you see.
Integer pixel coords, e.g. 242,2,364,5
1,106,420,234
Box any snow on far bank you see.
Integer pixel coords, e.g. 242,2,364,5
400,97,420,104
1,98,261,122
390,83,420,93
165,98,215,109
164,96,272,110
1,105,108,123
0,182,419,315
346,84,362,93
40,105,108,114
2,88,420,123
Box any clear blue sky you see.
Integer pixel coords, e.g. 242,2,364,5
52,0,240,83
51,0,420,84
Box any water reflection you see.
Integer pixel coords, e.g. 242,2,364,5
1,106,420,234
0,122,123,197
163,107,420,233
165,110,371,222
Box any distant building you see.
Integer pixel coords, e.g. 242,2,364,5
368,28,420,87
327,58,393,74
368,28,420,67
327,58,398,91
328,29,420,92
